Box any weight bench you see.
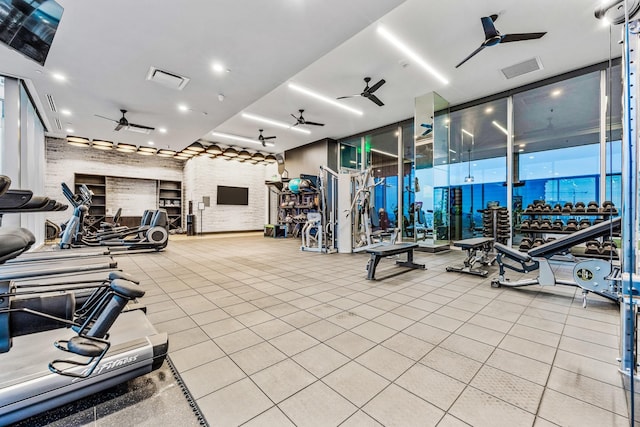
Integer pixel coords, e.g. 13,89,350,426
492,217,622,306
446,237,495,277
365,242,426,280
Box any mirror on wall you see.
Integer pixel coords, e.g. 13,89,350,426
413,91,449,247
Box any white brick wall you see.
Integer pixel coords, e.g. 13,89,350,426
45,137,183,225
45,137,278,232
106,177,157,217
183,156,277,232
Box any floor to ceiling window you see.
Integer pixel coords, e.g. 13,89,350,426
443,99,508,240
512,70,601,243
0,77,4,173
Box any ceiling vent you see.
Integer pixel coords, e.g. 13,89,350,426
54,117,62,131
46,94,57,112
501,57,543,80
146,66,190,90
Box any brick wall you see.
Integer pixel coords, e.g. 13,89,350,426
183,156,278,232
45,137,183,225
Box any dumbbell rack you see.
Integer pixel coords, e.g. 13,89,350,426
518,201,619,252
481,207,509,245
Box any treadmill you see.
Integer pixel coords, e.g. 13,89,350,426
0,227,168,424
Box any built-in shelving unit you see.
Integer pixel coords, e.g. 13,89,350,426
74,173,106,231
158,180,183,231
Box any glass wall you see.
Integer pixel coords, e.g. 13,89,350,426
513,70,601,244
446,99,508,240
0,77,4,172
367,127,399,230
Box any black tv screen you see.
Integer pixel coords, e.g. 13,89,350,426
217,186,248,206
0,0,64,66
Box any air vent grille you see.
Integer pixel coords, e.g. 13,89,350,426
501,57,543,80
146,66,190,90
46,94,57,112
54,117,62,131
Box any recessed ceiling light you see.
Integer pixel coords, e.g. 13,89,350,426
148,141,154,145
518,148,524,152
66,128,74,133
551,89,562,97
288,83,363,116
376,26,449,85
212,63,229,74
178,104,189,112
461,129,474,137
519,144,526,148
485,107,494,114
52,73,66,82
60,109,71,116
158,127,167,134
211,131,275,147
241,112,311,134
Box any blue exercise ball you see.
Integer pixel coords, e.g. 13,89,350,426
288,178,309,194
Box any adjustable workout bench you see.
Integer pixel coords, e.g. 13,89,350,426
492,217,622,306
446,237,495,277
365,242,426,280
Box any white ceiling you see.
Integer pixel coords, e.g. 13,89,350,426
0,0,619,155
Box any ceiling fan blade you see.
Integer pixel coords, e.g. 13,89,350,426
95,114,118,123
291,113,299,120
481,16,500,39
291,122,300,127
368,94,384,107
455,44,485,68
129,123,155,131
264,136,276,140
501,32,546,43
367,79,386,94
304,121,324,126
114,123,124,131
337,95,360,99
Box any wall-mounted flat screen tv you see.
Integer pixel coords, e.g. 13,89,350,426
0,0,64,65
217,186,248,206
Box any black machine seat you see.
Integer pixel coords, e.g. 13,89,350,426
0,228,35,264
0,176,10,197
527,217,621,259
0,190,33,210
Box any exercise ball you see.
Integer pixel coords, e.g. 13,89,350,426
288,178,310,194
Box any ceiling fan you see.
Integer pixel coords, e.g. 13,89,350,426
95,109,155,134
455,14,546,68
258,129,276,147
337,77,386,106
291,109,324,127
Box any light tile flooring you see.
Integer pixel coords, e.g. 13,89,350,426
114,234,629,426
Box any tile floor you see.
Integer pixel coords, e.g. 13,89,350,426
112,233,630,427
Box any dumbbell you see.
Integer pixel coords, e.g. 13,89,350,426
532,238,546,248
530,220,541,230
565,219,579,232
552,220,564,230
579,219,592,229
524,204,535,213
600,240,617,256
574,201,586,213
519,238,533,251
562,202,573,214
540,219,552,230
585,240,601,255
520,220,530,229
545,237,556,243
587,201,599,213
542,204,552,212
552,203,563,213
